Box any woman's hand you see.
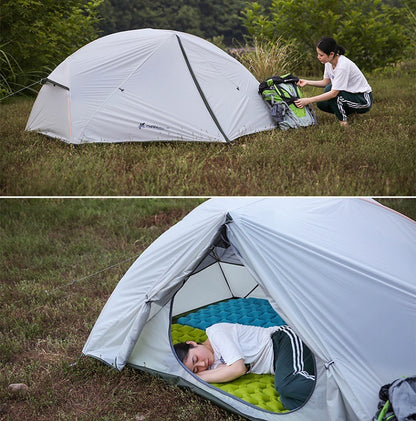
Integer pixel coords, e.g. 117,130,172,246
297,79,308,87
294,98,311,108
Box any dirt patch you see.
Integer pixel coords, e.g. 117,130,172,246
141,209,190,228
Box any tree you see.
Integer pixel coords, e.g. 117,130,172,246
97,0,248,44
0,0,102,96
241,0,411,72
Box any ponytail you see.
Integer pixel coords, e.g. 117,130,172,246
336,45,346,55
317,37,345,56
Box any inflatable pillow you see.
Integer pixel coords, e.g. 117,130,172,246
177,297,286,330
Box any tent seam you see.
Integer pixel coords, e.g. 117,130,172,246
175,34,231,143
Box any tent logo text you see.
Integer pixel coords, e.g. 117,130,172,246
138,122,166,131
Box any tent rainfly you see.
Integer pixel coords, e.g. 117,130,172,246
25,29,274,144
82,198,416,420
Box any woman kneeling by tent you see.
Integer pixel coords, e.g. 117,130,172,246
294,37,373,126
174,322,315,410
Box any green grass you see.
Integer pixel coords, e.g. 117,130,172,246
1,198,245,421
1,70,415,196
1,198,415,420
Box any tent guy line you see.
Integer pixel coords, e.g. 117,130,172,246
0,80,42,101
46,253,142,294
21,253,141,317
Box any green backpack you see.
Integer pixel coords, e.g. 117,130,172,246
373,376,416,421
259,74,317,130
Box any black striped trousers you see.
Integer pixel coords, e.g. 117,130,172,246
272,326,316,410
317,84,373,122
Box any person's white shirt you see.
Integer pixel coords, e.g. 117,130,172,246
206,323,278,374
324,55,372,93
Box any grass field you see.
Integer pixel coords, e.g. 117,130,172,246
1,198,415,420
1,70,415,196
0,198,243,421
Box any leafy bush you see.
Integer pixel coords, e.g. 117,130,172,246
0,0,102,97
242,0,412,72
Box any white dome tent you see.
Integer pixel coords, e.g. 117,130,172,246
83,198,416,420
25,29,274,144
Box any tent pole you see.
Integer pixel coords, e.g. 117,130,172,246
176,35,231,143
41,78,70,91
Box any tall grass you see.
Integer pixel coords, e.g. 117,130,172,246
231,38,302,81
0,44,21,97
405,2,416,52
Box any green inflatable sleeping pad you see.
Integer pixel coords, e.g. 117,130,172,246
171,323,288,413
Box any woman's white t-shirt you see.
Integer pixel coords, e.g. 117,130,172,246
206,323,278,374
324,55,372,93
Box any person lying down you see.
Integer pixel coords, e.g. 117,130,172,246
174,322,315,410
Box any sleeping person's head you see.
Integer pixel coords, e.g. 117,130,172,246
174,341,214,374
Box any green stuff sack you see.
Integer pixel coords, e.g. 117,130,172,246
259,74,317,130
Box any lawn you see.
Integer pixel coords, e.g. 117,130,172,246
1,198,415,420
1,70,415,196
0,198,243,421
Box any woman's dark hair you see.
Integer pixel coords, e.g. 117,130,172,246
174,342,196,363
317,37,346,56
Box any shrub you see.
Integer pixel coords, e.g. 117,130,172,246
242,0,411,72
0,0,102,97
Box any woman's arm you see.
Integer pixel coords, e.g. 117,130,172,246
294,88,339,108
197,359,247,383
298,77,330,88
